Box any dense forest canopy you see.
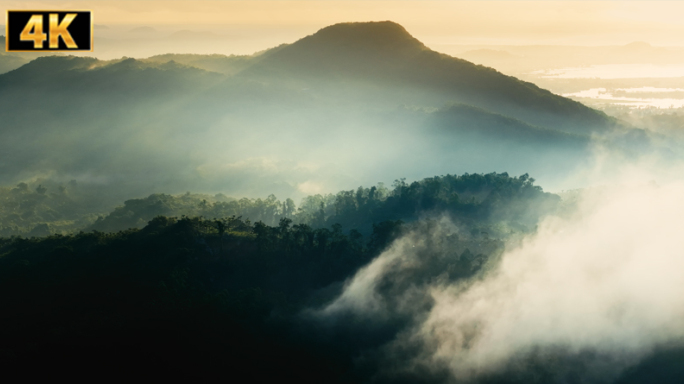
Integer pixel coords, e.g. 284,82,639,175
0,171,556,381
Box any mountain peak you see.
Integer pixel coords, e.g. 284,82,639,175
307,21,426,52
252,21,429,76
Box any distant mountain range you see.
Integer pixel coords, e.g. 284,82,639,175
446,40,684,76
0,21,647,204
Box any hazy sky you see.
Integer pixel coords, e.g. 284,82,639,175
4,1,684,51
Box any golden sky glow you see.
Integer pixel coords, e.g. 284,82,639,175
4,1,684,48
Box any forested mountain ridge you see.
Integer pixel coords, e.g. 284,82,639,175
142,22,623,135
243,21,618,136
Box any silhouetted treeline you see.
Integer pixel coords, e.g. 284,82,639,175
298,172,558,233
88,172,558,236
0,172,556,241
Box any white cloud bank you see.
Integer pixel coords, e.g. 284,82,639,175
316,162,684,382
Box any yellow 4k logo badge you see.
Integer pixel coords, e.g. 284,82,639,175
6,11,93,52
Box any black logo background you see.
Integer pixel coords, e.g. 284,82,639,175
6,11,92,51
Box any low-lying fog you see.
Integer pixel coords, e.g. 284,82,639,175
311,145,684,383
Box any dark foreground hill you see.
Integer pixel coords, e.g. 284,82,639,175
1,171,547,381
1,172,683,383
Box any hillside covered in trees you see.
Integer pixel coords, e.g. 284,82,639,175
0,214,494,381
0,171,550,381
